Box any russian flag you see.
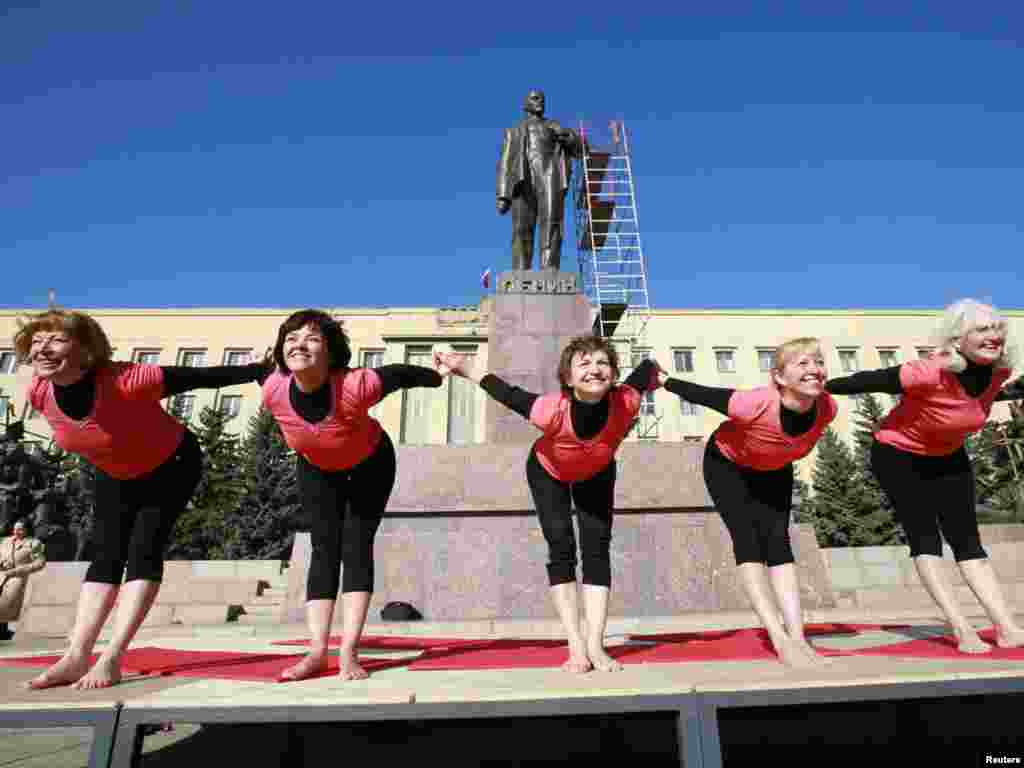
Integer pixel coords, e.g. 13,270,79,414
481,268,491,289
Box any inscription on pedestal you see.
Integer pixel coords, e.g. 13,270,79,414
499,272,579,295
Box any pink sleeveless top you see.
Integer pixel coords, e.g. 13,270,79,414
529,386,642,483
875,359,1011,456
714,387,837,471
29,363,184,480
262,368,384,471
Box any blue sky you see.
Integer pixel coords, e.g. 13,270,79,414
2,2,1022,311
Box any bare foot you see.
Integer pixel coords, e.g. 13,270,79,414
72,656,122,690
24,652,91,690
954,628,992,654
278,651,328,682
794,639,831,666
562,639,593,674
772,637,819,669
337,650,369,681
587,644,623,672
995,627,1024,649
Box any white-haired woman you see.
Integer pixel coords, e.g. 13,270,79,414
826,299,1024,653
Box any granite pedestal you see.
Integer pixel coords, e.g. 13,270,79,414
485,270,593,443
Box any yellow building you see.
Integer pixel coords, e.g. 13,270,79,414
1,303,1021,483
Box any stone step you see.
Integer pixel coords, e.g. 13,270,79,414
240,603,279,616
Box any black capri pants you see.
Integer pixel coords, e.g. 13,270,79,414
526,447,616,588
703,437,795,567
871,439,986,561
87,429,203,585
298,431,397,600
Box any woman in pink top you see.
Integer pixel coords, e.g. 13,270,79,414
437,336,659,674
827,299,1024,653
14,310,265,689
261,310,442,682
662,337,837,667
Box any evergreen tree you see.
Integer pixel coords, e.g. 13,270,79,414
805,428,867,546
969,402,1024,519
849,393,903,545
167,405,244,560
222,406,300,560
49,449,96,561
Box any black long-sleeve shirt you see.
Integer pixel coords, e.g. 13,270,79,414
479,359,657,441
54,363,266,421
662,377,818,438
289,364,441,424
825,360,996,399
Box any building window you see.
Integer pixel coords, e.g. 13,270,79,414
715,350,735,373
757,350,774,372
0,396,10,418
361,349,385,369
916,347,934,360
179,349,207,367
679,399,696,416
838,349,859,373
171,394,195,421
0,350,18,374
446,346,479,445
223,349,253,366
672,349,694,373
878,349,899,368
134,349,161,365
401,346,438,444
683,435,703,444
639,390,656,416
218,395,242,420
630,348,652,368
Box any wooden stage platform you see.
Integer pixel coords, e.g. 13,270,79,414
1,615,1023,767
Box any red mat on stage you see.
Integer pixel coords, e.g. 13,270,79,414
0,647,415,683
847,627,1024,660
405,626,872,671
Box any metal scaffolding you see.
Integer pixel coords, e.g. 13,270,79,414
572,118,651,345
572,119,659,438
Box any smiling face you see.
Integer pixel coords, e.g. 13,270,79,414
566,349,616,402
959,310,1006,366
282,323,330,377
773,345,827,399
29,329,86,385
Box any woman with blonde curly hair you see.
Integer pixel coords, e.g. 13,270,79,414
827,299,1024,653
662,337,837,667
13,309,266,689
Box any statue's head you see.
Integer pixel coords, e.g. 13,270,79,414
523,90,545,116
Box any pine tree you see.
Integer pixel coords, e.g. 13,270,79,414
849,394,903,545
970,402,1024,519
222,407,300,560
167,405,244,560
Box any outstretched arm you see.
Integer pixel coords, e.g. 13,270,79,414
825,367,903,396
661,376,734,416
435,350,538,420
376,364,443,399
621,358,659,393
162,363,268,398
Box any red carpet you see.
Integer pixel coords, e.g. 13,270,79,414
0,647,418,682
628,623,911,643
406,628,853,671
848,627,1024,660
273,635,494,651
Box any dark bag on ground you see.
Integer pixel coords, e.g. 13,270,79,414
381,602,422,621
